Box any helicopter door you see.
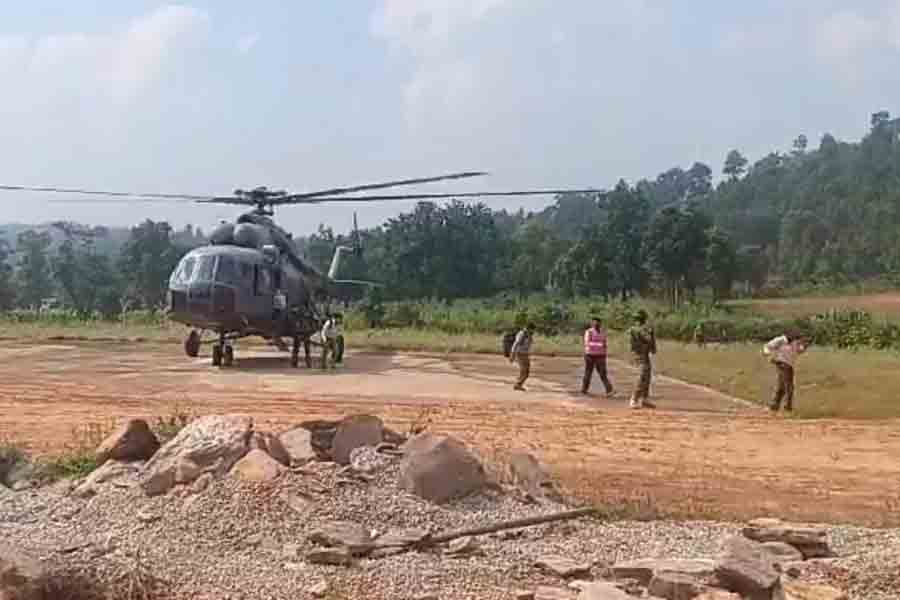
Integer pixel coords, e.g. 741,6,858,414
253,264,276,320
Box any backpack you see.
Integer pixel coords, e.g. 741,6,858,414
502,331,517,357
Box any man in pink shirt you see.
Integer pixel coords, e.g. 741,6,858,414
582,317,614,397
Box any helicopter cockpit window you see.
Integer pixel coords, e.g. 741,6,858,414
214,255,239,284
171,256,196,285
194,255,216,282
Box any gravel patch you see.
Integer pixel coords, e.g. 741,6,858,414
1,457,898,600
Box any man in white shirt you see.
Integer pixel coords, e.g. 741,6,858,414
321,314,338,369
762,331,808,413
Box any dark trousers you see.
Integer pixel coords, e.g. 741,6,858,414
582,354,613,393
771,361,795,410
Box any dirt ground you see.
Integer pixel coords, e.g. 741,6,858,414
2,341,900,527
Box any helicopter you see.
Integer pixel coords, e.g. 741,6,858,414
1,172,600,368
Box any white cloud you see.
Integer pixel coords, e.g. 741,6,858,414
237,33,260,55
815,10,879,61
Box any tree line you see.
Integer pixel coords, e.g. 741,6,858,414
1,109,897,314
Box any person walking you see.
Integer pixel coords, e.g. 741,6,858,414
627,309,656,409
320,313,338,369
762,331,808,413
509,322,535,391
582,317,614,397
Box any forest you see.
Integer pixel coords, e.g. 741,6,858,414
1,109,899,316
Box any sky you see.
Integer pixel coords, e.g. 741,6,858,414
1,1,899,235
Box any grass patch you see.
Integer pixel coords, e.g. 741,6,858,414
730,292,900,321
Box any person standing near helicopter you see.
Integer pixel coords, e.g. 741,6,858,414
320,313,339,369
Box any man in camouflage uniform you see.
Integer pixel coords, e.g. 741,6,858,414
627,309,657,409
509,322,535,391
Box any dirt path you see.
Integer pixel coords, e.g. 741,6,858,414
2,341,899,526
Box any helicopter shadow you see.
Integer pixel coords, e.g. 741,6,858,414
211,350,401,376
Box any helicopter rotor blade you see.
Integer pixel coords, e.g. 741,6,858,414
268,189,602,204
268,171,488,202
0,184,211,201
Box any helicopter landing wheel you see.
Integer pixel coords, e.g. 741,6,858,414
212,344,222,367
223,345,234,367
184,330,201,358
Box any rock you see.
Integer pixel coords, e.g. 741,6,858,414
73,460,143,497
515,591,536,600
648,572,708,600
306,548,354,567
281,490,313,515
230,449,283,483
414,595,438,600
374,528,430,548
611,559,716,586
535,587,575,600
0,542,45,600
331,415,384,465
95,419,160,465
282,543,300,559
369,547,405,559
309,521,374,555
190,472,213,494
743,518,831,559
139,415,252,496
762,542,804,571
349,446,391,474
577,582,633,600
508,450,554,492
297,419,340,458
445,536,481,557
694,593,741,600
715,536,780,600
309,581,329,598
382,427,407,445
10,480,31,492
278,427,317,465
136,509,160,523
781,581,848,600
248,431,290,466
0,446,31,489
399,433,487,503
536,556,591,578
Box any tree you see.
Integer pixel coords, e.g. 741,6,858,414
51,223,122,317
603,180,651,300
723,149,748,180
706,229,738,302
0,235,14,309
119,220,182,309
550,226,611,298
642,207,710,306
15,230,53,308
792,134,808,155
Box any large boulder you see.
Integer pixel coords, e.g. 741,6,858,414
248,432,290,466
761,542,804,571
508,451,557,497
95,419,160,465
536,556,591,578
0,447,32,490
715,536,781,600
611,559,716,587
331,415,384,465
230,449,284,483
647,572,708,600
308,521,374,556
139,415,252,496
743,518,831,559
73,460,143,497
578,582,633,599
0,542,45,600
781,581,848,600
399,433,487,503
278,427,317,465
